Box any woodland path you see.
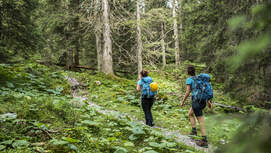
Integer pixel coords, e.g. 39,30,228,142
66,76,215,153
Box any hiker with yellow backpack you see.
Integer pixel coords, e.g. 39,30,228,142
136,70,158,127
181,65,213,148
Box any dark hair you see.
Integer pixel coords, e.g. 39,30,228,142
187,65,195,76
140,70,149,77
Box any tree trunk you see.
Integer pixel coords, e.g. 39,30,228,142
65,12,73,71
137,0,143,79
73,0,80,66
95,0,103,72
161,23,166,69
179,0,183,60
102,0,114,75
66,45,73,70
172,0,180,66
74,39,80,66
95,29,103,72
44,50,51,65
44,39,52,65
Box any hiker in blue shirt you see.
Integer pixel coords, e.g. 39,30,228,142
181,65,212,148
137,70,155,127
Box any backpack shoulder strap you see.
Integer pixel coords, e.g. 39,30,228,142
142,77,152,84
141,78,147,84
141,78,145,83
191,76,197,82
199,73,211,82
191,76,199,90
191,76,195,80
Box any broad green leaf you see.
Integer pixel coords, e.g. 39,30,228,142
114,147,127,153
68,144,78,151
6,82,14,88
166,142,176,148
0,140,13,145
128,134,137,141
149,142,161,148
50,139,69,145
0,145,5,150
143,150,159,153
56,86,64,93
123,142,134,147
184,150,195,153
132,126,145,135
62,137,80,143
12,140,29,148
81,120,100,127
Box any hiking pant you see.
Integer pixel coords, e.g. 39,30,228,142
192,97,207,117
141,97,155,126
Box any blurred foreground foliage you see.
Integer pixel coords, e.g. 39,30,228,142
216,112,271,153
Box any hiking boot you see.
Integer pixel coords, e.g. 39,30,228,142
189,131,197,136
146,120,155,127
196,140,208,148
147,122,155,127
150,121,155,127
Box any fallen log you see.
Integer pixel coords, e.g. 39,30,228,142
36,60,132,74
31,142,46,147
212,102,243,112
73,65,95,70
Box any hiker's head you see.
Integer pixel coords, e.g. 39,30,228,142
187,66,195,76
140,70,149,77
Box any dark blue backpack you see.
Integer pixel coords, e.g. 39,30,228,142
141,77,157,98
192,73,213,102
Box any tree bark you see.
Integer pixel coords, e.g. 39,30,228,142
161,23,166,69
73,0,80,66
179,0,183,61
74,39,80,66
172,0,180,66
44,39,52,65
95,32,103,72
102,0,114,75
95,0,103,72
137,0,143,79
66,45,73,70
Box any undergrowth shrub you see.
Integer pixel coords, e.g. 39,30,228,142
0,63,198,153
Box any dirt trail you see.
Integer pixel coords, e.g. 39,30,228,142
66,76,215,152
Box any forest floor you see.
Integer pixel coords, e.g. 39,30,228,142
66,75,213,152
0,62,245,153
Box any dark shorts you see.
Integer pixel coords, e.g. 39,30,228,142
192,98,207,117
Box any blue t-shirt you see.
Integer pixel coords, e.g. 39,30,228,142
137,79,143,88
186,77,196,96
137,76,152,88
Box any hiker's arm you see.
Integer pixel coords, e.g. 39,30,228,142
136,84,141,91
181,85,191,106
